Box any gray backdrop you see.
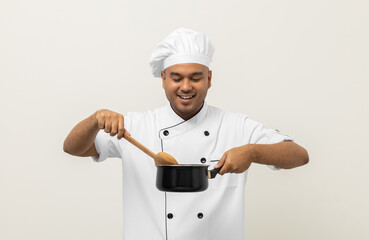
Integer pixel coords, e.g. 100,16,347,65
1,0,368,239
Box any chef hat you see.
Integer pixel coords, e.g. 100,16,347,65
149,28,215,77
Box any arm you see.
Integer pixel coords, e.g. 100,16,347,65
215,141,309,175
63,109,127,157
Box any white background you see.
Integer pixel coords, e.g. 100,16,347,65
1,0,368,239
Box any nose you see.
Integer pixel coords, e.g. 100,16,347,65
180,79,192,92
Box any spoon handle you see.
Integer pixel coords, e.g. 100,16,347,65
123,133,157,160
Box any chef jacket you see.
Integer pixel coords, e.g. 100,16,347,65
93,102,293,240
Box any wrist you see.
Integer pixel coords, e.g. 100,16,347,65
90,111,100,131
244,144,257,164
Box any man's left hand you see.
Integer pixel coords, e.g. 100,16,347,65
214,145,253,175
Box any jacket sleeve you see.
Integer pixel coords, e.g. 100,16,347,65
240,115,294,170
245,118,294,145
92,130,122,162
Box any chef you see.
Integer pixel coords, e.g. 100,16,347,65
63,28,309,240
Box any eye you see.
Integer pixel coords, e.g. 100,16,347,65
191,78,201,82
172,78,182,82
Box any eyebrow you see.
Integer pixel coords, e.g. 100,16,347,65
170,72,182,77
169,72,204,77
190,72,204,76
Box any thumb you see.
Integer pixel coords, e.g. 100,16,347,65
214,152,227,169
123,129,131,137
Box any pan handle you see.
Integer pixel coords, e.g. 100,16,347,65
208,167,221,179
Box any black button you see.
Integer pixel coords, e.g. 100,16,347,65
200,158,206,163
204,131,209,136
163,130,169,136
167,213,173,219
197,213,203,219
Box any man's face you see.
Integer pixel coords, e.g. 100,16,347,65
161,63,212,120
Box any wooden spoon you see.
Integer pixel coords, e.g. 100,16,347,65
123,133,178,165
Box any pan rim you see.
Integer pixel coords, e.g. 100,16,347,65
156,164,209,167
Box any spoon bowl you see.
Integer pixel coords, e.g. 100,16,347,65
156,152,178,165
123,133,178,165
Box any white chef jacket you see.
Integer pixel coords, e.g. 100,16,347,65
93,103,293,240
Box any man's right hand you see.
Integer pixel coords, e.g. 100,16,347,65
63,109,129,157
94,109,129,140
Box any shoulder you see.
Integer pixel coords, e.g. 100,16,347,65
206,104,249,122
126,105,166,119
124,105,168,130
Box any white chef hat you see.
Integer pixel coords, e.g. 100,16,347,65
149,28,215,77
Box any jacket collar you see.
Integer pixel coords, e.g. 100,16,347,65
159,102,209,138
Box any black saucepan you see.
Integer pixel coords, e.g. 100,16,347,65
121,134,221,192
156,164,221,192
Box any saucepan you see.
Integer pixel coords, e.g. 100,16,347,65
156,164,221,192
122,133,221,192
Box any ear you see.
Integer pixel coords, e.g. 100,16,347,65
161,71,166,89
207,70,212,89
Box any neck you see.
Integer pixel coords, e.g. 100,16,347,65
170,102,204,120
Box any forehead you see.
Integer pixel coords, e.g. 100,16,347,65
165,63,208,75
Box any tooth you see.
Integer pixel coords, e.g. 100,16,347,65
179,95,193,99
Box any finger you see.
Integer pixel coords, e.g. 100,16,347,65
123,129,131,137
117,119,125,139
216,153,228,175
104,120,112,133
214,152,226,169
218,162,228,175
110,121,118,136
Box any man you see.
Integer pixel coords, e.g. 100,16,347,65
63,28,309,240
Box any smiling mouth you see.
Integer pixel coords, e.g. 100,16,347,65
178,94,195,100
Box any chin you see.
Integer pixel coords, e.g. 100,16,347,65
176,106,193,114
178,103,202,114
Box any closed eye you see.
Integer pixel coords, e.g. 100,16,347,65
172,78,182,82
